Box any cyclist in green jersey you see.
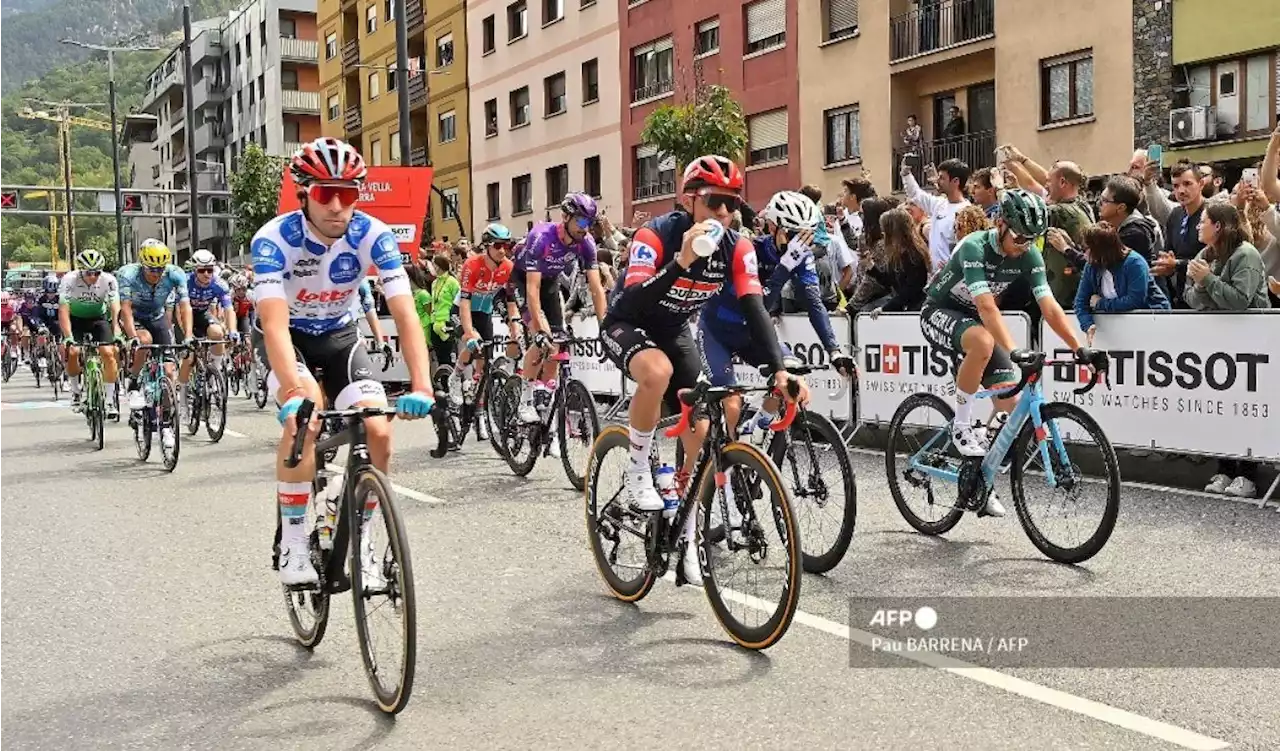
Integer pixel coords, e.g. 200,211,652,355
58,249,122,416
920,190,1088,514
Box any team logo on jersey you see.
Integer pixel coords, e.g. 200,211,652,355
280,214,305,246
251,238,286,273
329,252,362,284
371,232,401,270
347,214,371,244
742,250,759,277
630,241,657,268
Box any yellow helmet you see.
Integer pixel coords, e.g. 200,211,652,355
138,239,172,268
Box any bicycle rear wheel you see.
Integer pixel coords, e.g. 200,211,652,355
1010,402,1121,564
350,468,416,715
284,490,331,648
205,370,228,442
885,393,965,536
484,371,507,457
584,425,658,602
499,374,540,476
558,379,600,491
770,411,857,574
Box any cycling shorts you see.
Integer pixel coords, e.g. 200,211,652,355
140,316,174,346
252,322,386,410
510,270,565,334
600,316,701,415
69,316,113,345
236,316,252,338
191,308,217,338
461,305,494,343
919,303,1017,388
698,322,793,388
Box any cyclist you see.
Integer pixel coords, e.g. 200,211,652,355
37,275,63,340
58,249,122,416
178,249,237,407
701,190,855,434
18,289,43,362
510,193,609,426
456,222,521,441
602,155,809,584
920,189,1096,517
252,136,434,587
230,273,254,339
121,240,192,424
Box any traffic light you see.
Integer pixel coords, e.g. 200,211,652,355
0,190,17,209
122,193,143,213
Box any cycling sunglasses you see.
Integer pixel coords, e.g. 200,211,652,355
569,216,593,230
143,265,166,273
490,240,514,250
1007,229,1041,247
196,266,216,274
701,193,742,213
307,183,361,207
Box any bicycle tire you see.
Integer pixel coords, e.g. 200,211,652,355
499,374,540,477
33,361,41,388
558,379,600,492
205,370,228,442
1009,402,1121,564
349,468,417,715
584,425,658,602
159,378,181,472
254,370,268,409
484,371,507,458
134,404,152,461
770,411,857,574
285,484,331,649
885,392,965,536
698,442,802,650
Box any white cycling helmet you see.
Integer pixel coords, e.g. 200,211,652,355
190,249,217,268
761,191,821,232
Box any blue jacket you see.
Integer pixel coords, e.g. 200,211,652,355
1073,250,1169,331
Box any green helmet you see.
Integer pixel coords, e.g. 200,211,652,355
184,259,196,272
998,189,1049,238
481,222,512,243
75,248,106,271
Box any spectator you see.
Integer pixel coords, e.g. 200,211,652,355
953,204,991,242
1198,163,1225,200
942,105,966,138
1099,175,1163,266
847,196,899,311
866,208,930,313
1257,123,1280,306
406,264,434,361
837,175,878,261
1072,221,1169,344
901,158,970,270
903,195,932,249
969,167,1003,220
1143,161,1209,307
902,114,923,156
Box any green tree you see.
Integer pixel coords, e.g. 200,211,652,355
230,143,285,254
640,72,748,172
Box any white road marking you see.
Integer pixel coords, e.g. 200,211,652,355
223,428,248,438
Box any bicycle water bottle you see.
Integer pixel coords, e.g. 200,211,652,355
315,477,337,550
656,464,679,519
691,220,724,258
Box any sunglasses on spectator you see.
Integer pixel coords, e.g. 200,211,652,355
308,183,361,207
700,194,742,212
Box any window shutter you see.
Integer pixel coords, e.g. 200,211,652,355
746,0,785,44
827,0,857,35
698,18,719,33
749,109,788,149
636,143,658,159
654,35,674,53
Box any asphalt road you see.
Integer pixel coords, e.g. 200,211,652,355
3,371,1278,751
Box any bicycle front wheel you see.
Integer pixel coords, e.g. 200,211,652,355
558,379,600,491
498,374,539,476
350,468,416,715
584,425,657,602
159,378,181,472
1010,402,1121,564
770,411,857,574
205,370,227,442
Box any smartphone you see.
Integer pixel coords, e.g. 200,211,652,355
1146,143,1163,165
994,145,1011,164
1241,168,1259,187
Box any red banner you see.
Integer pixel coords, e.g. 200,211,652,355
277,165,434,267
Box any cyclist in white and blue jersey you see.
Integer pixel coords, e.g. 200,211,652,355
121,240,192,413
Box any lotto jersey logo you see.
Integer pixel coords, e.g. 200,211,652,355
296,288,354,304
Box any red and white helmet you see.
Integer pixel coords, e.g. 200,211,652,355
290,137,367,186
681,155,744,193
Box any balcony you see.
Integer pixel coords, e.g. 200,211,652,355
281,89,320,115
634,178,675,201
344,105,363,134
890,0,994,63
632,78,673,104
407,73,427,110
341,38,360,71
891,130,996,190
152,164,162,181
279,37,319,63
172,149,187,168
194,124,225,154
406,0,424,34
284,140,304,156
409,145,428,167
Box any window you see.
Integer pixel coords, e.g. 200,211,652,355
369,72,380,99
436,33,454,67
745,0,786,54
284,120,301,143
259,124,267,145
507,1,527,41
246,33,253,60
248,85,256,106
390,131,400,161
484,98,499,136
542,0,563,25
824,0,857,41
1040,50,1093,124
482,15,496,54
366,4,377,34
486,182,501,219
237,92,244,115
545,164,568,206
747,108,789,165
695,18,720,56
281,69,299,91
439,110,456,142
581,58,599,103
371,138,383,166
442,187,460,219
325,32,338,59
235,42,242,66
259,20,267,49
824,104,860,165
545,72,566,116
584,155,601,198
510,86,530,127
280,17,297,38
258,75,265,98
387,61,397,91
328,94,340,120
634,144,676,199
1244,54,1272,133
513,174,533,214
631,36,674,102
385,0,394,20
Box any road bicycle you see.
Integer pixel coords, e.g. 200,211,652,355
460,337,520,457
225,337,254,399
496,329,600,490
1,335,17,383
278,399,416,715
585,372,804,650
131,343,187,472
28,326,50,388
884,348,1120,564
72,334,116,451
183,338,229,442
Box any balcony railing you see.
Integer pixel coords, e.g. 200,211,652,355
341,38,360,70
890,0,994,63
281,89,320,114
406,0,424,33
284,141,304,156
344,105,363,133
152,164,162,180
172,150,187,168
279,37,319,62
410,145,428,166
891,130,996,191
408,73,427,109
632,78,673,103
634,177,675,200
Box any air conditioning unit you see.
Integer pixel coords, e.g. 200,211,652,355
1169,105,1215,144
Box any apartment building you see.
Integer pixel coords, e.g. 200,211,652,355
468,0,622,235
799,0,1135,199
119,114,165,247
1133,0,1277,176
317,0,473,242
620,0,800,221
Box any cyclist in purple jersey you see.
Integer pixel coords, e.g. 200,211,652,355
509,192,609,428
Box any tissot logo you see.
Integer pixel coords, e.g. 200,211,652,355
1050,348,1268,392
863,343,952,377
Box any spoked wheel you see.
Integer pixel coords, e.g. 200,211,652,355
557,379,600,492
204,371,228,442
158,378,181,472
49,362,61,400
885,393,965,536
584,425,658,602
1009,402,1121,564
133,405,152,461
92,405,105,451
349,468,416,715
769,411,857,574
499,374,540,476
484,372,508,458
284,508,332,649
185,383,202,435
253,370,269,409
32,362,41,388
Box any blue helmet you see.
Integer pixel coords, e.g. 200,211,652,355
481,222,512,243
559,192,598,222
43,274,59,293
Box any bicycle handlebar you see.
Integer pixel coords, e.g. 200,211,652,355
663,376,801,439
283,399,398,468
990,348,1110,400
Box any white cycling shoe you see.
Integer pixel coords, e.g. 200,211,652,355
680,538,703,587
517,401,540,424
278,541,319,587
952,424,988,457
477,419,491,441
978,489,1007,518
127,390,146,411
626,468,664,511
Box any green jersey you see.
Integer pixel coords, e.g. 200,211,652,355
58,269,119,318
925,229,1051,312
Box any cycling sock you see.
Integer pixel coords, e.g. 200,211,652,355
953,389,974,428
212,353,225,371
629,426,654,471
278,482,311,545
107,381,117,401
71,378,82,395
